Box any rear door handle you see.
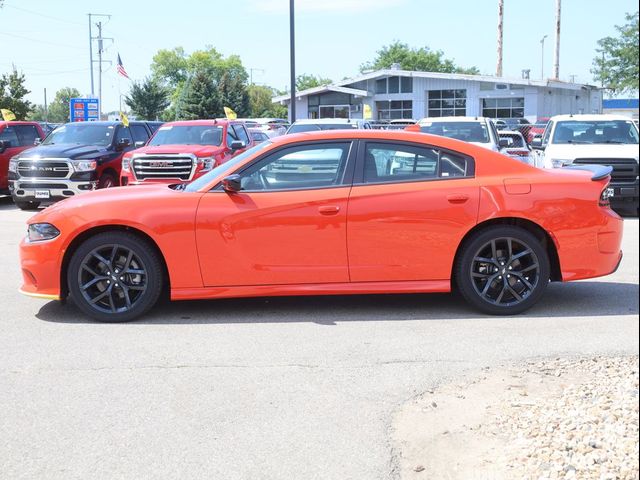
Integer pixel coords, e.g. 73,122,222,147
318,205,341,215
446,194,469,204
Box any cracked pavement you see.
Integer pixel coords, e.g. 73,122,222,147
0,197,638,480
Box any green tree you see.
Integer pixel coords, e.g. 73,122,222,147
150,47,189,87
45,87,81,123
360,41,479,75
218,71,250,117
0,68,32,120
27,104,47,121
179,71,221,120
124,77,170,120
592,11,639,95
296,73,332,91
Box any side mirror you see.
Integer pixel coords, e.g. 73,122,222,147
34,138,42,146
404,124,420,132
499,138,510,148
134,140,146,148
0,140,8,153
116,138,132,151
530,136,544,149
230,140,245,150
222,174,242,193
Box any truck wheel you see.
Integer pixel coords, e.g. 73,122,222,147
455,226,550,315
15,200,41,211
98,173,118,189
67,231,163,322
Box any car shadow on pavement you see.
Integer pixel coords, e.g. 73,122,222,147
36,281,639,325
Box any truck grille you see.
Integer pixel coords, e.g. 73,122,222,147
573,158,639,184
17,161,70,178
132,155,194,181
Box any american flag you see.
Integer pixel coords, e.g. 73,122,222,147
116,54,129,79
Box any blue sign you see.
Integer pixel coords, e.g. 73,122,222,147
70,98,100,122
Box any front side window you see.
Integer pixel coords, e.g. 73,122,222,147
42,124,114,147
552,120,639,144
130,124,150,144
239,142,351,191
115,127,132,145
232,124,250,145
0,126,20,146
363,143,471,184
419,121,490,143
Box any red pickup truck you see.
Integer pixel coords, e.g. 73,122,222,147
120,119,253,186
0,121,46,194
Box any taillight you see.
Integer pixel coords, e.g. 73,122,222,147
599,185,614,207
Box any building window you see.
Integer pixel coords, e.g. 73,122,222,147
401,77,413,93
374,76,412,94
428,89,467,117
376,100,413,120
376,79,387,94
482,97,525,118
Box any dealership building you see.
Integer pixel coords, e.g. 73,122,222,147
273,67,603,122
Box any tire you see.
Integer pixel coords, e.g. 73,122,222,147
67,231,163,322
455,226,550,315
98,173,118,189
15,200,41,211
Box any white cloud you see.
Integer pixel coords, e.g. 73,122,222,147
249,0,407,14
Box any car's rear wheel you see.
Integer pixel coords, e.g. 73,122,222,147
67,231,163,322
456,226,550,315
15,200,41,211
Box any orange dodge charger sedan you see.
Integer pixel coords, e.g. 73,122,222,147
19,130,623,322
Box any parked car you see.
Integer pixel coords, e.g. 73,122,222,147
385,119,417,130
8,121,153,209
121,120,253,186
248,128,270,144
410,116,507,151
498,130,532,164
38,122,61,136
286,118,372,134
0,121,46,195
525,119,550,144
531,114,639,214
145,121,165,134
19,129,622,322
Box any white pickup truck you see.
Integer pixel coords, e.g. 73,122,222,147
531,114,639,214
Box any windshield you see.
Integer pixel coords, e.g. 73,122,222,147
419,121,490,143
185,141,271,192
287,123,357,134
553,120,639,144
42,124,114,147
149,125,223,146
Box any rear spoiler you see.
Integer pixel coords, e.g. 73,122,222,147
563,164,613,181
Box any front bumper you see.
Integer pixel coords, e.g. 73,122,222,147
19,235,64,299
9,176,98,202
609,180,639,206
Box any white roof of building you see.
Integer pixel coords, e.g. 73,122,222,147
273,68,599,103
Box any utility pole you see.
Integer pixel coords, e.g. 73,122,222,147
496,0,504,77
88,13,111,118
540,34,548,80
249,68,265,85
553,0,561,80
88,15,94,96
44,88,48,123
289,0,296,123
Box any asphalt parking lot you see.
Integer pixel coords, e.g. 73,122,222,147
0,196,638,480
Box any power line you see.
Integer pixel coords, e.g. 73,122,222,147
0,31,84,50
3,3,84,25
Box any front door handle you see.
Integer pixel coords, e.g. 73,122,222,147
318,205,341,215
446,194,469,204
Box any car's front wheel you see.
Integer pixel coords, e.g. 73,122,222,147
67,231,163,322
15,200,41,211
456,226,550,315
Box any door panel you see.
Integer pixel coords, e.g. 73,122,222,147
196,188,350,286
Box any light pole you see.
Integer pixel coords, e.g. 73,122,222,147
540,34,548,80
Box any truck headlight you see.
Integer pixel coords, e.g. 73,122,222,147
197,156,214,172
73,160,97,172
551,158,573,168
27,223,60,242
122,157,131,172
8,156,19,173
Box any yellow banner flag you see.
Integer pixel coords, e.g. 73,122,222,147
363,104,372,120
1,109,16,121
224,106,237,120
120,112,129,127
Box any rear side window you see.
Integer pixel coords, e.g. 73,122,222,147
363,142,472,184
14,125,41,146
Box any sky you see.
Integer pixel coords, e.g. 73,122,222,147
0,0,637,113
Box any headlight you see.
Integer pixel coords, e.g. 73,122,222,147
122,156,131,172
73,160,97,172
27,223,60,242
197,156,214,172
551,158,573,168
8,156,19,173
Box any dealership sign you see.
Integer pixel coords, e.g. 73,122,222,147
70,98,99,122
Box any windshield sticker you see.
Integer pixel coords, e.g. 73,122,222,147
159,126,173,131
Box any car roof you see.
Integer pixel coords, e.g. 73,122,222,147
291,118,366,125
550,114,635,122
417,116,491,124
159,119,235,127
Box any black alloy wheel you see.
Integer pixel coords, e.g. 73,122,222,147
68,232,163,322
456,226,550,315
